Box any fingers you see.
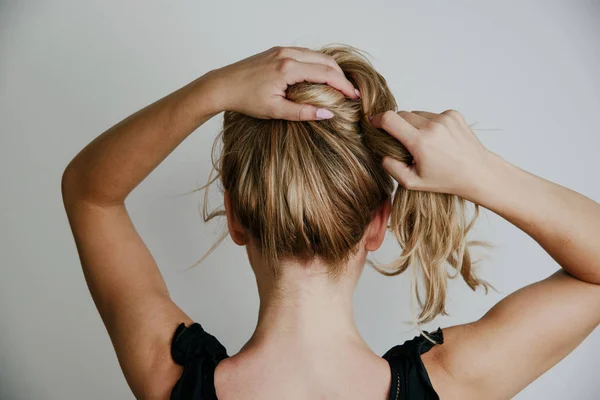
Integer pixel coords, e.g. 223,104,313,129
441,109,468,126
382,156,420,190
412,109,467,130
289,60,359,100
409,110,438,120
276,99,334,121
397,110,432,130
278,58,360,100
270,46,361,103
280,46,345,75
369,111,419,152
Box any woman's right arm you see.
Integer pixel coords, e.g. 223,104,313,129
370,110,600,399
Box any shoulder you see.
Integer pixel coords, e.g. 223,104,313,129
419,324,490,400
428,270,600,399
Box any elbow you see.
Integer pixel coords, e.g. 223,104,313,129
61,163,81,208
61,163,124,208
61,163,98,209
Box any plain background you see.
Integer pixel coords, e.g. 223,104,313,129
1,1,599,399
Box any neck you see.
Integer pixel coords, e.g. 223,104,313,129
244,248,369,352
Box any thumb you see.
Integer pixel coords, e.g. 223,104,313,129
276,99,334,121
382,156,420,190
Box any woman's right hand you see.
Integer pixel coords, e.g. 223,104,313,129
206,46,360,120
369,109,502,200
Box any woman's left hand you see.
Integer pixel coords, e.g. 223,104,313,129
206,46,361,121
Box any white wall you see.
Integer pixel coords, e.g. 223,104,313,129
1,1,599,398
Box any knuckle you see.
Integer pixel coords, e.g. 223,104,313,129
381,110,397,128
296,104,307,121
423,119,439,132
445,109,467,125
442,109,461,120
402,177,416,190
277,58,295,73
323,64,336,76
437,114,454,126
270,46,285,56
326,56,341,70
432,120,447,133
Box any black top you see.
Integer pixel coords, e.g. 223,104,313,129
170,322,444,400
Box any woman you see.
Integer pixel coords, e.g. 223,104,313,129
62,45,600,399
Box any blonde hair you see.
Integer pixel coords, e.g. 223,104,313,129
191,44,494,338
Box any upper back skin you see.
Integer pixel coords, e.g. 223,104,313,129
209,336,464,400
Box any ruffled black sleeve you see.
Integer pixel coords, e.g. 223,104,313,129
170,322,229,400
382,327,444,400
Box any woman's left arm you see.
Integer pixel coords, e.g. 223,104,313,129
61,46,359,399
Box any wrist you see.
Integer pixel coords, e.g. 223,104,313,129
462,150,515,206
202,68,235,113
188,69,230,117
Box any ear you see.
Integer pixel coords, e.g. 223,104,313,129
364,198,392,252
224,190,249,246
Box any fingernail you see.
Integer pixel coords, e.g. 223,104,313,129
316,108,334,119
355,88,361,98
368,115,373,121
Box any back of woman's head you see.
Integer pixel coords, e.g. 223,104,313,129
198,44,492,328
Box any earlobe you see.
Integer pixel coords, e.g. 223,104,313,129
224,190,249,246
365,198,392,252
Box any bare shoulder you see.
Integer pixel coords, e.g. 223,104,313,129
421,326,481,400
423,269,600,400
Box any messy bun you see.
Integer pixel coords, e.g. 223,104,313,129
193,45,493,335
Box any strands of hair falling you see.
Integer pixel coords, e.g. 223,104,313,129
186,44,496,332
